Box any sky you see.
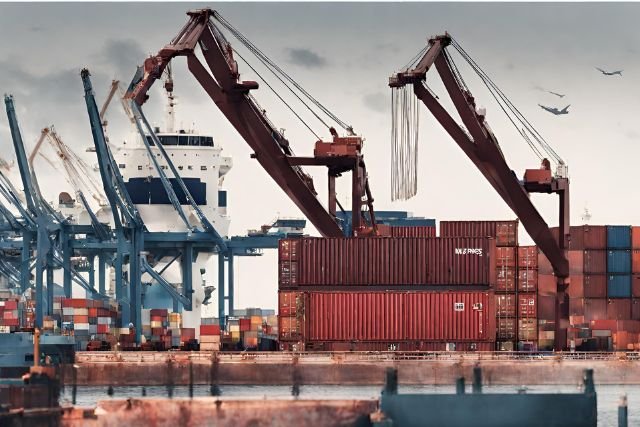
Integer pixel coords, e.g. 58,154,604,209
1,2,639,310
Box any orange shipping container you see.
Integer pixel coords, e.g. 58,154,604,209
439,220,518,247
633,250,640,273
497,318,516,340
518,294,537,318
566,275,584,299
73,315,89,323
632,227,640,250
496,247,517,269
518,246,538,269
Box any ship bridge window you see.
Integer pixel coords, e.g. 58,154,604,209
160,135,178,146
201,166,207,171
179,135,188,146
118,164,126,169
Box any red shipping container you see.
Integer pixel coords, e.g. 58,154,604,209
633,275,640,298
439,220,518,247
607,299,631,320
2,311,14,320
181,328,196,341
567,275,584,299
569,298,585,316
239,319,251,332
518,319,537,341
632,299,640,321
496,268,516,292
200,325,221,335
538,252,553,275
88,308,98,318
151,327,165,336
73,315,89,323
632,227,640,250
291,237,496,287
518,246,538,269
518,269,538,292
97,324,109,334
3,318,18,326
279,261,298,287
3,300,17,310
518,294,537,318
305,291,495,342
633,250,640,273
583,250,606,274
388,226,436,238
496,294,517,317
568,251,585,275
584,298,608,321
150,309,168,317
279,239,300,262
496,247,517,269
279,316,303,340
584,275,607,298
538,274,557,296
497,318,516,340
278,291,302,316
552,225,607,250
537,295,556,320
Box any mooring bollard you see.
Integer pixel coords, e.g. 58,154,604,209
141,387,146,397
72,364,78,405
210,353,221,396
383,367,398,395
472,365,482,394
618,394,628,427
107,385,114,397
291,355,301,398
456,377,465,395
189,361,194,399
166,358,174,399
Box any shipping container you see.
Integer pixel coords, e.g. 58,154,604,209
633,250,640,273
282,237,496,287
518,294,537,318
496,294,517,317
607,299,631,321
583,250,607,275
278,291,303,316
496,247,517,269
607,250,632,274
386,225,437,238
607,225,632,249
551,225,607,250
584,298,608,321
496,268,516,292
632,299,640,321
517,269,538,292
569,298,585,317
537,295,556,320
439,220,518,247
633,275,640,298
607,275,632,298
583,275,607,298
518,319,537,341
517,246,538,269
298,341,495,352
538,274,557,296
496,318,516,340
301,291,495,343
279,239,301,262
633,227,640,249
568,251,585,275
566,275,584,299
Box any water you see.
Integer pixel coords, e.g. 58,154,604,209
61,384,636,426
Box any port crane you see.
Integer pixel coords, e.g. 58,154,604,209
389,34,570,350
125,8,377,237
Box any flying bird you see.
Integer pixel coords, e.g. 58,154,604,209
595,67,623,76
539,104,570,115
547,91,565,98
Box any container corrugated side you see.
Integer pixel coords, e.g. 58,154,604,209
584,298,608,321
633,227,640,250
496,268,516,292
608,275,632,298
517,268,538,292
551,225,607,250
584,275,607,298
305,291,495,342
584,250,607,274
495,294,516,317
439,220,518,246
388,226,436,238
607,250,632,274
294,237,496,287
607,225,632,249
518,246,538,269
607,299,631,320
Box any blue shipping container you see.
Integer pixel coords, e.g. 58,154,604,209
607,225,632,249
607,250,632,274
607,274,632,298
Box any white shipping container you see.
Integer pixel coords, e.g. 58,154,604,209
74,308,89,316
75,323,90,330
97,317,112,325
200,342,220,351
200,335,221,343
150,321,163,328
62,307,75,316
0,326,11,333
141,309,151,324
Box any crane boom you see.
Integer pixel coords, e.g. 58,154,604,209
126,9,354,238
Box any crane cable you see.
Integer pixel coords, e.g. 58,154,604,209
211,12,354,134
449,38,563,165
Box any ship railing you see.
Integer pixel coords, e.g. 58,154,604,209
74,350,640,363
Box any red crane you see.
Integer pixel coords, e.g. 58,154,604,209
125,9,376,237
389,34,570,350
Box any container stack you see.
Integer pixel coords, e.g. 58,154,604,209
278,232,497,351
545,225,640,350
199,325,221,351
440,220,527,351
633,227,640,324
58,298,119,350
0,299,20,332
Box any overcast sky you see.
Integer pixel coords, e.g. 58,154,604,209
1,3,639,310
